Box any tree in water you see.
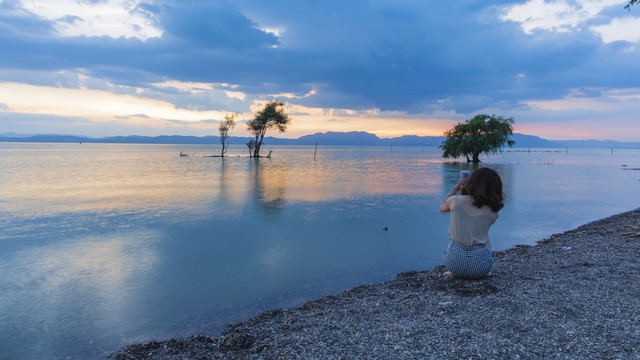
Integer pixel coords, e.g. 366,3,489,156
247,100,291,157
246,139,256,157
439,114,515,163
218,113,237,157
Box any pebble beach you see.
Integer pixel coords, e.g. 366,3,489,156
115,208,640,359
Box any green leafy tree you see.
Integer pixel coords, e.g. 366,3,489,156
439,114,515,163
626,0,638,10
247,100,291,157
218,112,237,157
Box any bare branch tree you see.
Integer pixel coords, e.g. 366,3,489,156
218,113,237,157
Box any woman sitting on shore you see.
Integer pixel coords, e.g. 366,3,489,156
439,168,504,279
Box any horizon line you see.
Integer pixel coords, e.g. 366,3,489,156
2,131,640,145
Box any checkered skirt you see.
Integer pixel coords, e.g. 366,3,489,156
443,240,493,279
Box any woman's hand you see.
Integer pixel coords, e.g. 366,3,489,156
451,179,463,193
440,180,463,212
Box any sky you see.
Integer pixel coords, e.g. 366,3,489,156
0,0,639,141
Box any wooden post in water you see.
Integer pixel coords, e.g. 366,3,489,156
314,141,318,160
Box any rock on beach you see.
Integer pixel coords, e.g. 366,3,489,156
115,209,640,359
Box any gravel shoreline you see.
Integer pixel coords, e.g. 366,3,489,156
115,209,640,359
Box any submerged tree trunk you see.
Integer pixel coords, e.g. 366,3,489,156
252,135,260,157
253,134,265,157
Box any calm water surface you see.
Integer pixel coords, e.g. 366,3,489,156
1,143,638,359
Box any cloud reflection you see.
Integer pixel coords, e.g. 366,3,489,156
0,229,160,357
0,144,447,226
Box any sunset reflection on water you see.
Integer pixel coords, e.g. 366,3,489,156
0,143,638,359
1,144,443,222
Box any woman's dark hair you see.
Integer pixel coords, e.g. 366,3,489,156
460,167,504,212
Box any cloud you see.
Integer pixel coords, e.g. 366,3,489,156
159,0,278,48
0,0,613,112
20,0,162,40
268,90,316,99
0,0,639,140
0,110,96,136
163,119,191,125
500,0,624,34
0,0,56,37
1,1,538,111
0,81,231,126
224,90,247,100
488,86,640,141
153,81,216,94
523,87,640,112
58,15,82,25
591,16,640,43
500,0,640,44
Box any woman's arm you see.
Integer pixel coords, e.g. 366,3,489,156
439,180,463,213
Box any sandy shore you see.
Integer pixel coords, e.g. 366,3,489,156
115,208,640,359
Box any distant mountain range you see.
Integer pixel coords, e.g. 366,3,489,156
1,131,639,148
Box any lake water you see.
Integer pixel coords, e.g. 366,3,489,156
1,143,638,359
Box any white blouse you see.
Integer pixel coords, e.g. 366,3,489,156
448,195,497,247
